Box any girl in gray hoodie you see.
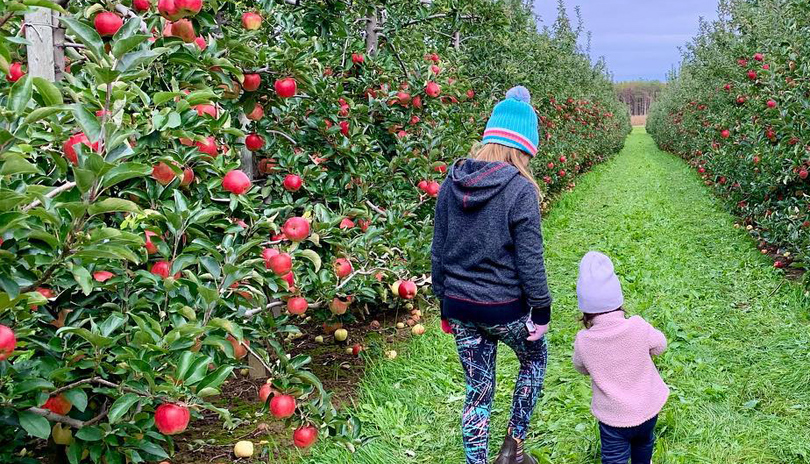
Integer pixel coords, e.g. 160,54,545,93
432,86,552,464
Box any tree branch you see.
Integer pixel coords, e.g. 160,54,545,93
400,13,478,28
22,181,77,212
267,130,297,145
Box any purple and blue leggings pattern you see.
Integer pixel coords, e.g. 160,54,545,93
449,315,548,464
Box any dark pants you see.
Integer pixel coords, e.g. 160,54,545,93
449,315,548,464
599,415,658,464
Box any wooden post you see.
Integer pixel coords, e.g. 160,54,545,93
365,7,378,56
453,31,461,50
25,7,56,81
238,114,255,180
52,10,65,81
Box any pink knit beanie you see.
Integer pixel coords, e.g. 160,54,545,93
576,251,624,314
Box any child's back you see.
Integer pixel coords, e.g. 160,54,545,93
573,312,669,428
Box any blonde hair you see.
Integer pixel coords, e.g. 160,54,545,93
471,143,541,196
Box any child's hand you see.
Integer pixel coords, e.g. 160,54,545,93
441,319,453,334
526,323,548,341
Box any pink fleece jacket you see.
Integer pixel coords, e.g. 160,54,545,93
572,311,669,428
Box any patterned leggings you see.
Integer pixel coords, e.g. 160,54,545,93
449,315,548,464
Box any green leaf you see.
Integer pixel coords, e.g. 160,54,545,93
67,441,81,464
298,249,322,272
112,34,149,59
112,16,142,42
8,74,33,114
24,105,66,124
22,0,67,14
116,47,170,73
153,91,180,105
88,198,141,216
56,327,112,347
107,393,139,424
137,441,169,459
195,365,233,391
186,90,217,106
32,77,63,106
63,389,88,412
174,351,195,380
18,411,50,439
72,167,96,194
70,264,94,296
71,103,102,142
0,153,41,175
60,17,104,60
75,426,103,441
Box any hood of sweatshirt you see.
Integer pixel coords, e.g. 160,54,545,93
448,158,521,210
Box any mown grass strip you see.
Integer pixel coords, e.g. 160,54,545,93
291,128,810,464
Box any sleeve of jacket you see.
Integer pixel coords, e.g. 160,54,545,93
509,182,553,322
431,182,449,316
572,335,589,375
646,319,668,356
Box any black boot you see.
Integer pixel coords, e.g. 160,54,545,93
493,435,538,464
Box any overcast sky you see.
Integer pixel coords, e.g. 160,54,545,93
532,0,718,82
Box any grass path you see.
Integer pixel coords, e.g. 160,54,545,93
294,128,810,463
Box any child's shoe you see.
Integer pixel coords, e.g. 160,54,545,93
493,435,537,464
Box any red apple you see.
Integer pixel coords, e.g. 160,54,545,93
293,425,318,448
270,394,296,419
62,133,100,165
195,136,218,157
417,180,428,191
245,133,264,152
425,181,440,198
226,335,249,359
412,95,423,109
243,73,261,92
222,170,251,195
194,104,217,118
152,162,177,185
259,383,273,403
466,89,475,99
180,167,194,186
721,129,731,139
409,115,420,125
397,92,411,106
330,297,351,315
269,253,292,275
430,65,440,75
0,325,16,361
351,53,364,64
154,403,190,435
352,343,363,356
133,0,151,12
158,0,182,20
247,103,264,121
283,217,310,242
150,260,172,278
334,258,352,279
398,279,417,299
287,297,308,315
282,272,295,290
93,271,115,282
800,169,809,180
339,120,349,136
194,36,206,50
766,99,777,108
94,12,123,37
262,248,279,269
175,0,202,17
6,62,25,82
283,174,303,192
43,394,72,415
747,70,757,80
339,218,355,229
754,53,764,61
241,11,261,30
170,19,195,43
274,78,297,98
559,170,567,177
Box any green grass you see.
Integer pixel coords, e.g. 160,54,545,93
290,128,810,463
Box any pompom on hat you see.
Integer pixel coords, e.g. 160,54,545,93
576,251,625,314
482,85,539,157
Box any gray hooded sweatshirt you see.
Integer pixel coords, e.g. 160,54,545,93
431,158,552,325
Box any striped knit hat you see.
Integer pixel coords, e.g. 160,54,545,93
482,86,539,157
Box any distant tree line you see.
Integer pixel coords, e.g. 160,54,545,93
615,81,666,116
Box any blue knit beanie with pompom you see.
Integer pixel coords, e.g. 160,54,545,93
482,85,539,157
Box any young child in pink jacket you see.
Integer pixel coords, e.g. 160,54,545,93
572,252,669,464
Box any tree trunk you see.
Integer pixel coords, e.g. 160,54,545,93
365,7,378,55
